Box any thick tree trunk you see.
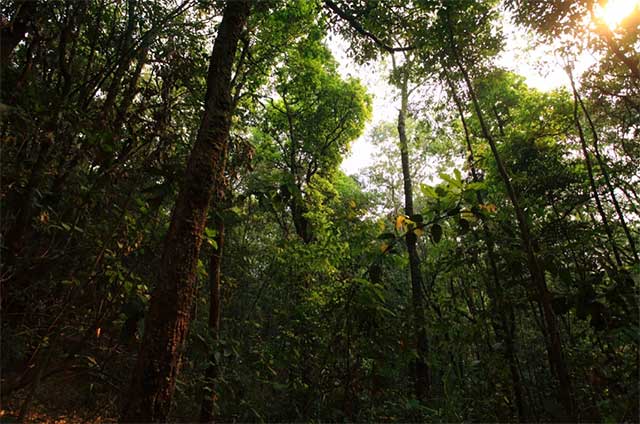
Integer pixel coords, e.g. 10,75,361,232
396,68,430,401
119,2,250,422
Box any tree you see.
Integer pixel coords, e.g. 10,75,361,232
250,32,370,243
120,2,251,421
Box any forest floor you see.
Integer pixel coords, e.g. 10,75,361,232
1,389,117,423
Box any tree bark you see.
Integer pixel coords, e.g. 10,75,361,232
200,213,225,423
120,2,250,422
396,63,430,401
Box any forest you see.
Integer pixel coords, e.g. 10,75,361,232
1,0,639,422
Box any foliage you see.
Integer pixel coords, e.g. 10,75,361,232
1,0,638,422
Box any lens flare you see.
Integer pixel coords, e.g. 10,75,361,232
593,0,640,29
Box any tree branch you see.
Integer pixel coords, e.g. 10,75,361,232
323,0,413,53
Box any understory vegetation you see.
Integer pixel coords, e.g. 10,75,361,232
1,0,638,422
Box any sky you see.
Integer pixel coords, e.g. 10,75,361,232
330,35,395,175
332,0,638,176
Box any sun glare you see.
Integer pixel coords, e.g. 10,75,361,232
593,0,640,30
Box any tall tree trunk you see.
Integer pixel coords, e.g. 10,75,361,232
396,64,430,401
443,11,575,419
200,212,225,423
568,71,639,264
444,72,526,421
566,72,624,267
120,2,250,422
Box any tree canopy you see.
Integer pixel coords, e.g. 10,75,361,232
1,0,638,422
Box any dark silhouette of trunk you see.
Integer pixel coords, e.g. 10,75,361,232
120,2,250,422
3,138,51,263
291,198,313,243
567,70,639,264
200,213,225,423
100,0,138,123
0,0,37,66
444,71,526,421
566,71,624,267
281,92,314,244
443,9,575,419
396,64,430,401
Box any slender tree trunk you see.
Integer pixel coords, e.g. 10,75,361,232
443,13,575,418
200,213,225,423
567,74,624,267
568,72,639,264
120,2,250,422
0,0,37,66
100,0,138,123
396,65,430,401
444,72,527,421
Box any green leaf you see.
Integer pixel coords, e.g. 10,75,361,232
440,172,462,188
420,184,438,199
466,181,486,191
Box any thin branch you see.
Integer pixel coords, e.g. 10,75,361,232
323,0,413,53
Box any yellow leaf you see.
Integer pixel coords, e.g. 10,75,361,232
380,242,389,253
480,203,497,213
395,215,406,231
349,200,356,209
39,211,49,224
414,228,424,237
